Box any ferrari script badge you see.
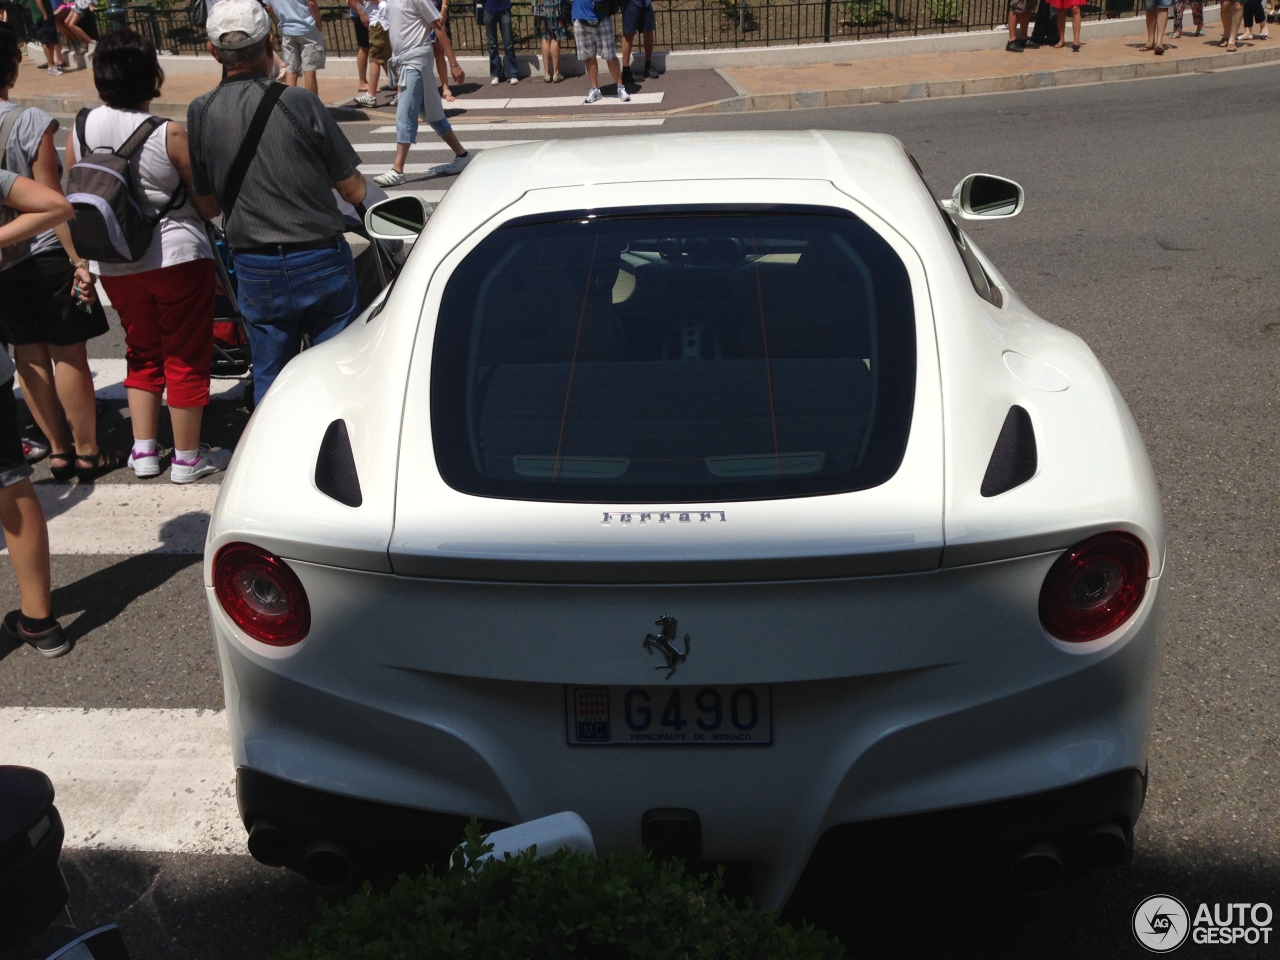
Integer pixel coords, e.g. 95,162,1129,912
644,615,691,679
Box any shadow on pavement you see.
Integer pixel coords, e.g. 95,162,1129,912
783,847,1280,959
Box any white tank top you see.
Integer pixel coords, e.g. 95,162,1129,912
72,106,212,277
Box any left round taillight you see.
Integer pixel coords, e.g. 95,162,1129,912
1038,532,1149,643
213,542,311,646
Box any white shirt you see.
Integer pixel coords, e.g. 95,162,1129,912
388,0,442,71
71,107,213,277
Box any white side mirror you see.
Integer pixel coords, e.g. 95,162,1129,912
363,195,434,240
950,174,1024,220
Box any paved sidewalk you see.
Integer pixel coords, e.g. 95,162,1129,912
10,22,1280,121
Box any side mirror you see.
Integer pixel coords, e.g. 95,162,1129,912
948,174,1024,220
363,195,433,240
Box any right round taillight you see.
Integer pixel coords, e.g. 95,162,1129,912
213,542,311,646
1038,532,1149,643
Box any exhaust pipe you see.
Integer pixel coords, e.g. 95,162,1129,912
1073,822,1129,871
1009,841,1065,895
246,820,298,867
301,839,355,889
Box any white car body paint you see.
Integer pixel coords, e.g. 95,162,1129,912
204,131,1165,909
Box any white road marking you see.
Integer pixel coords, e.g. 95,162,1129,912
0,708,240,855
370,118,664,133
0,483,220,556
352,138,535,152
14,358,246,403
419,92,664,109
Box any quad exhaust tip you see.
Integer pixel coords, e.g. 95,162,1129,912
302,839,356,889
1008,841,1065,895
246,820,297,868
1073,822,1130,871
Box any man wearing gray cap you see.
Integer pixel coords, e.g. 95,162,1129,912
187,0,368,406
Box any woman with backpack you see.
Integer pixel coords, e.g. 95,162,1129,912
67,29,227,483
0,22,120,483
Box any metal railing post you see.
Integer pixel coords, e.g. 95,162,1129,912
823,0,832,42
105,0,127,32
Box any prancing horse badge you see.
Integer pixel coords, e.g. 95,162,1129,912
643,615,691,679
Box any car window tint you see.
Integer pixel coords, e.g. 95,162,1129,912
430,209,916,503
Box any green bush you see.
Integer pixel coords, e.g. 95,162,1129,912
275,823,846,960
928,0,964,22
841,0,891,27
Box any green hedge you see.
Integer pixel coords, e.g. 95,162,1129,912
275,823,846,959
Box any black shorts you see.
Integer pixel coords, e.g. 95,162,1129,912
0,252,109,347
0,377,33,490
351,12,370,49
34,16,58,46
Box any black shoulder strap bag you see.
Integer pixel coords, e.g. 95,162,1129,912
221,81,287,226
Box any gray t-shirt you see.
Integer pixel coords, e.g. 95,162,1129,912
187,75,362,250
0,167,17,382
0,101,62,267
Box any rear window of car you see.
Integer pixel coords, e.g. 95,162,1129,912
430,207,916,503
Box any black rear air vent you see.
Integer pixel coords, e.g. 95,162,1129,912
980,405,1037,497
314,420,363,508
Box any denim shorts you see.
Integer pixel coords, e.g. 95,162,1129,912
1143,0,1173,8
395,64,447,146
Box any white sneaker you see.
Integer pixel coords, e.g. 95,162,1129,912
428,152,472,177
490,76,500,85
584,87,602,104
129,448,160,479
617,86,631,102
170,445,230,484
354,93,376,107
373,169,406,187
47,65,62,76
508,76,519,84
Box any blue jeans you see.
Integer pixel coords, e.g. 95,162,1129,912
485,9,518,79
233,240,360,405
394,64,449,146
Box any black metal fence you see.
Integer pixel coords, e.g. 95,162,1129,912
30,1,1144,56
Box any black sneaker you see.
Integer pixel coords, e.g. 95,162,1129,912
1006,39,1024,51
2,610,71,658
621,66,635,85
1022,38,1040,48
645,62,659,79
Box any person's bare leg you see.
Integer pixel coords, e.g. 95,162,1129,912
1145,9,1158,46
390,141,410,175
585,57,599,90
1072,6,1082,44
0,481,52,621
621,32,634,72
1008,10,1019,42
13,345,71,458
1055,8,1067,45
644,29,654,62
302,70,318,95
48,343,99,458
356,46,368,92
368,61,381,96
605,56,622,88
441,130,468,157
1020,10,1032,39
169,406,204,454
549,37,560,76
285,70,299,86
1154,8,1168,47
126,386,161,445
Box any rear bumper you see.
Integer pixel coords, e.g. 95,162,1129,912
799,766,1147,886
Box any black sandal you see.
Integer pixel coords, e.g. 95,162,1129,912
49,452,76,482
74,449,125,482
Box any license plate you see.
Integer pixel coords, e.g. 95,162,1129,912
565,685,772,746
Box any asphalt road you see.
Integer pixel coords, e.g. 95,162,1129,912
2,61,1278,959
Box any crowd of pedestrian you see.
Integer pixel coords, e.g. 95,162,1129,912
1006,0,1277,53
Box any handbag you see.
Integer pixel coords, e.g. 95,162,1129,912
591,0,618,17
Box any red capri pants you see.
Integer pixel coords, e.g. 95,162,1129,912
100,258,215,408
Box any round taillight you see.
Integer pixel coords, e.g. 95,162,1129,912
1038,532,1148,642
213,542,311,646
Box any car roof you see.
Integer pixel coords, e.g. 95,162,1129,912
442,130,924,211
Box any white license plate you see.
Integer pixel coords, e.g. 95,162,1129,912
565,685,772,746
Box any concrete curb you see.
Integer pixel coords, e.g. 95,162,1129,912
675,42,1280,115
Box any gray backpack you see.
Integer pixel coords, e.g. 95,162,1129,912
66,110,184,264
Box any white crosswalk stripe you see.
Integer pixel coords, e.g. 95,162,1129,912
1,708,240,854
369,118,665,133
0,483,220,555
